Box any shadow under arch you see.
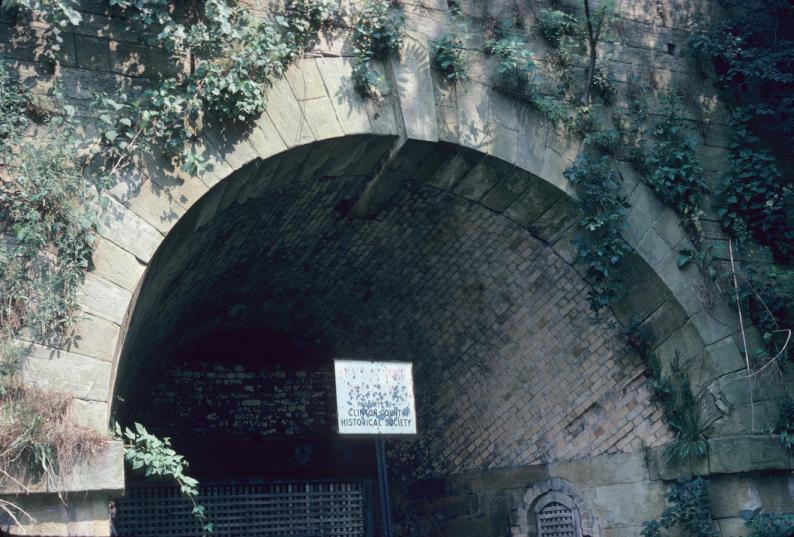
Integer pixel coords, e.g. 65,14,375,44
108,133,694,477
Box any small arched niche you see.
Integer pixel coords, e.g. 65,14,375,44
512,478,599,537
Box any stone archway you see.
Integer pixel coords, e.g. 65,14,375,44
5,5,772,533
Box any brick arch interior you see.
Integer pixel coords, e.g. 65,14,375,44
111,136,674,482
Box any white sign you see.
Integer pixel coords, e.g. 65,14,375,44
334,359,417,435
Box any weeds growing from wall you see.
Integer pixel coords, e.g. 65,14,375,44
0,381,106,489
641,478,717,537
93,0,336,175
0,65,98,350
623,323,710,463
351,0,404,97
688,3,792,262
742,509,794,537
564,156,631,313
770,397,794,450
643,92,707,237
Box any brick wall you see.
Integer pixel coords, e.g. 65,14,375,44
140,359,335,438
122,175,672,481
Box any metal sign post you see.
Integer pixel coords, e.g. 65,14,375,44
375,438,393,537
334,360,417,537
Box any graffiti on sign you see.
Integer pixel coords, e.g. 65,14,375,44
334,360,417,435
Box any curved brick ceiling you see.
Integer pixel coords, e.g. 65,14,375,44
115,147,671,479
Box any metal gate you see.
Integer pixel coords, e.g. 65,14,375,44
115,480,370,537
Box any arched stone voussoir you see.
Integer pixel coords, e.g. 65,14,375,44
18,341,112,404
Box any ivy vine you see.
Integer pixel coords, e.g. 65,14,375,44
641,478,717,537
351,0,404,98
643,92,707,237
564,155,630,313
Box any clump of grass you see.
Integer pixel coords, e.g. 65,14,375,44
0,379,107,493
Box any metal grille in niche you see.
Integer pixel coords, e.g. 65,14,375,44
537,502,576,537
115,480,368,537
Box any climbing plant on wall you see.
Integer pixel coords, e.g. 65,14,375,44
689,1,793,263
564,156,630,313
641,478,717,537
351,0,404,97
0,0,341,523
685,1,792,406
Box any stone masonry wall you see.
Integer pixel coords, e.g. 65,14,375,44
390,448,794,537
2,0,790,534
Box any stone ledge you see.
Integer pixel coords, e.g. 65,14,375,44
0,440,124,496
646,435,790,481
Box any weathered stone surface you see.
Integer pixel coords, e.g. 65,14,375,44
654,242,706,317
715,517,750,537
688,338,747,395
549,452,650,488
345,134,398,177
588,452,650,487
551,225,579,265
654,321,704,365
708,436,790,475
426,146,483,191
20,342,112,401
189,135,236,189
637,228,673,270
391,33,437,142
652,208,688,249
315,57,372,135
71,399,109,433
2,492,115,536
455,81,492,154
285,58,327,101
65,312,120,362
78,273,132,325
529,198,581,244
690,301,742,345
99,195,163,263
134,151,210,212
480,169,531,212
90,237,146,292
640,299,688,348
251,110,289,160
58,441,123,493
588,481,668,527
712,400,781,436
709,472,794,518
262,77,315,146
109,40,180,77
303,96,345,140
624,185,665,248
646,445,692,481
611,262,671,325
110,172,185,235
74,35,111,71
503,178,563,228
203,116,263,171
452,157,510,203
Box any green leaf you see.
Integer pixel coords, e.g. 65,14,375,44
676,250,694,269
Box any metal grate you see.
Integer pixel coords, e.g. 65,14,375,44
116,480,367,537
537,501,575,537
